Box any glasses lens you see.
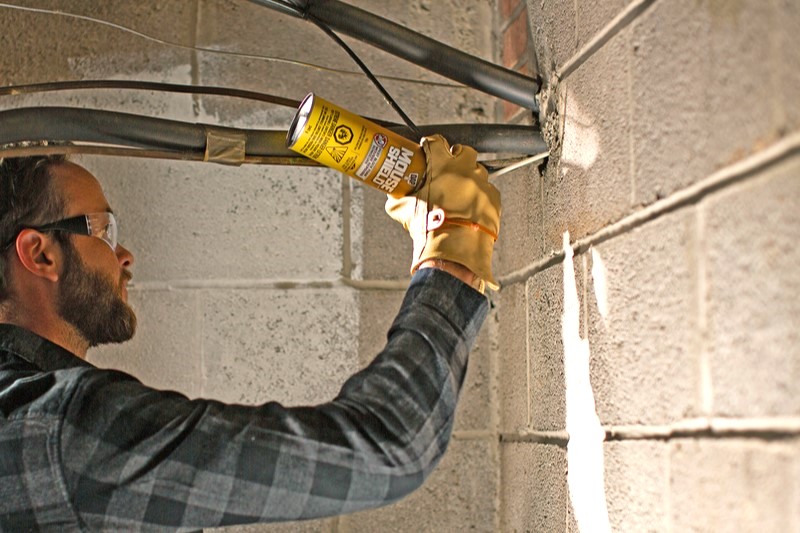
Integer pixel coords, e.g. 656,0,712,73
87,212,117,250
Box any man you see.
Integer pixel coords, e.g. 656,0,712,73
0,135,500,530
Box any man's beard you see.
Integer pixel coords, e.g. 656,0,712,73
56,242,137,347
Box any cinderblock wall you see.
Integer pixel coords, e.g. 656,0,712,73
3,0,798,531
495,0,799,531
1,1,499,531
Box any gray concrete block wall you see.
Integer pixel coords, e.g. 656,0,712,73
5,0,798,530
496,0,800,530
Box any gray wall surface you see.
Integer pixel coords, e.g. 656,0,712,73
496,0,800,531
2,0,799,531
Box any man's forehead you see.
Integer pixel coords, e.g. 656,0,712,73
51,162,112,214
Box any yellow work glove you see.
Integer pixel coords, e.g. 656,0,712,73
385,134,502,291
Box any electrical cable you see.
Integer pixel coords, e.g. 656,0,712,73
0,80,300,108
308,17,422,139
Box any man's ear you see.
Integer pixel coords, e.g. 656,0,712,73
14,229,60,283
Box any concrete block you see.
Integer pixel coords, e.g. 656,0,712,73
86,157,344,282
527,260,587,432
500,441,568,533
631,0,787,203
89,288,203,399
195,0,355,113
232,520,337,533
705,155,800,417
201,288,359,406
575,0,626,51
0,1,194,85
494,165,543,276
497,283,529,433
603,440,668,532
207,517,335,533
705,1,785,166
526,0,577,80
454,320,494,432
588,210,700,426
340,438,497,533
630,0,715,205
670,438,799,532
353,185,412,281
195,0,494,125
777,0,800,133
543,30,632,251
795,443,800,533
356,289,406,368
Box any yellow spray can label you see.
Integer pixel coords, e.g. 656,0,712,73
286,94,425,198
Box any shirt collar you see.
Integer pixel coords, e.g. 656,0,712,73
0,323,93,371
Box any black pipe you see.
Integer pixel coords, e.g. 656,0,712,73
0,107,545,157
248,0,539,111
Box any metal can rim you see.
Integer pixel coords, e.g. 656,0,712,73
286,93,315,149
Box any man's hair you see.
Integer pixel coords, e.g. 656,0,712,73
0,154,69,299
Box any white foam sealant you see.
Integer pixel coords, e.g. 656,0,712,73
562,232,611,532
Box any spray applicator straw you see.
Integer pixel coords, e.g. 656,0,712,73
487,151,550,179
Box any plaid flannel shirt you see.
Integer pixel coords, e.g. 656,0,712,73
0,268,487,531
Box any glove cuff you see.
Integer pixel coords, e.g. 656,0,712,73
411,225,499,291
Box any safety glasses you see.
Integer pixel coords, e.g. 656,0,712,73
30,212,118,251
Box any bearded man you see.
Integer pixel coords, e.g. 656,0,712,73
0,135,500,531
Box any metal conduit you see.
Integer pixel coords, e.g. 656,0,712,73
0,107,546,161
247,0,540,111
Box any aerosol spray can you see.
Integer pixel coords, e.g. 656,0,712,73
287,93,426,198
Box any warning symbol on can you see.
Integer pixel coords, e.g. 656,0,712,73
326,145,347,163
334,125,353,145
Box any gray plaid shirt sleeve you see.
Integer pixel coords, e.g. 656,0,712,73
59,268,488,531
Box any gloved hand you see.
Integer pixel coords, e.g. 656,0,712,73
385,134,501,291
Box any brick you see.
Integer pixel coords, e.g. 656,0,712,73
341,438,497,533
630,0,715,205
500,0,521,21
526,0,577,80
603,440,668,532
588,210,700,426
500,442,568,533
201,288,359,406
670,438,799,532
575,0,627,51
542,30,631,251
90,289,203,399
503,11,530,69
494,163,543,276
705,155,800,417
497,283,529,433
527,259,587,432
86,157,344,282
